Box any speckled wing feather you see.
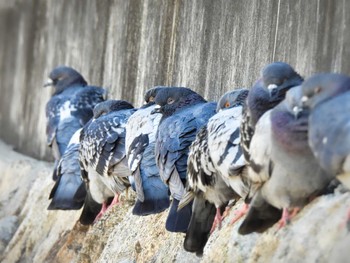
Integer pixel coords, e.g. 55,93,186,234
80,109,135,193
125,104,162,201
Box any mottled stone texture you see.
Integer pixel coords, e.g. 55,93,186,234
0,0,349,160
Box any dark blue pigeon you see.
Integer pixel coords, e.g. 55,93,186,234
45,66,106,181
79,100,136,223
152,87,217,233
239,86,333,235
240,62,303,163
301,73,350,228
48,128,86,210
125,87,170,216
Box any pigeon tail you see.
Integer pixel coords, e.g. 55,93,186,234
238,190,282,235
166,198,192,233
79,188,103,225
184,196,218,256
48,173,85,210
132,196,170,216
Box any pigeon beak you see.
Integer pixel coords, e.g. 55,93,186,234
151,105,161,114
292,106,303,119
43,78,54,87
301,95,309,106
267,84,278,98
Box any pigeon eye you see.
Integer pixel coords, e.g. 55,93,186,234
314,86,322,94
167,98,175,104
225,102,230,108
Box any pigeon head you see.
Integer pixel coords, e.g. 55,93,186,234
301,73,350,109
247,62,303,127
152,87,206,116
216,88,249,112
262,62,303,100
44,66,88,94
143,86,166,106
93,99,134,118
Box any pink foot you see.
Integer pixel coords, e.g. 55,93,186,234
210,208,223,234
278,207,300,229
107,193,120,209
230,203,249,225
94,201,108,223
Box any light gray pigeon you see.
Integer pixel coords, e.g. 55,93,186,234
45,66,106,180
301,73,350,227
239,85,333,234
79,100,135,222
125,87,170,216
182,89,249,230
153,87,217,232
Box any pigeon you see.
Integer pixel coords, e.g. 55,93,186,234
301,73,350,227
79,99,136,222
44,66,106,181
47,128,86,210
125,87,170,216
181,89,249,232
240,62,304,163
239,85,333,235
153,87,217,232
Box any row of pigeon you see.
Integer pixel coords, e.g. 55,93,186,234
44,62,350,256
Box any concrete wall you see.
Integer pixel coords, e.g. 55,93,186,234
0,0,349,160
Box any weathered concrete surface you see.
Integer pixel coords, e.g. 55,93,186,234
0,0,349,160
1,140,350,263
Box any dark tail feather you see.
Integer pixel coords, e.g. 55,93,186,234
52,160,59,181
79,187,102,225
166,198,192,233
238,191,281,235
132,196,170,216
47,173,85,210
184,196,217,256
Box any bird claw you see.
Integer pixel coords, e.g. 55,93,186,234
278,207,299,229
210,208,223,234
230,203,249,225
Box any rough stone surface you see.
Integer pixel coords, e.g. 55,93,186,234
0,0,349,160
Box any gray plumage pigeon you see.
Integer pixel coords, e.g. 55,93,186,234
48,129,86,210
240,62,304,163
239,85,333,235
182,89,249,255
182,89,249,226
45,66,106,180
301,73,350,228
79,99,136,222
45,66,106,211
125,87,170,216
153,87,217,232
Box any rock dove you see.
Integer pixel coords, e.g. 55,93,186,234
79,99,136,222
47,128,86,210
239,85,333,235
301,73,350,227
153,87,217,232
182,89,249,231
240,62,304,163
125,87,170,216
44,66,106,180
